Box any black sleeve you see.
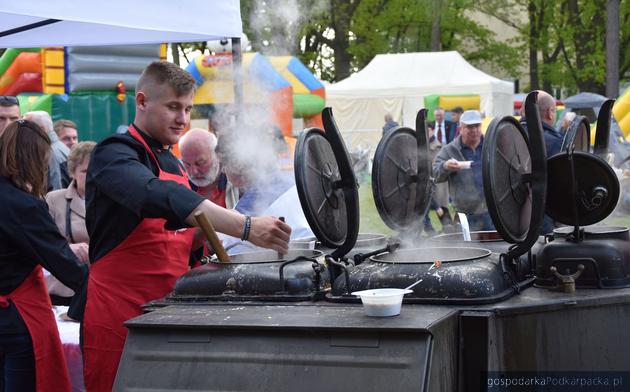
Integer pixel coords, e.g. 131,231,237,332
89,139,205,228
10,198,88,291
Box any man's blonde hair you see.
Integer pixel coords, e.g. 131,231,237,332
136,61,196,97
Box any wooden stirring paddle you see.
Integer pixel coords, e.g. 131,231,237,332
194,211,230,263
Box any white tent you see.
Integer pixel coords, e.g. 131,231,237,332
0,0,242,47
327,51,514,138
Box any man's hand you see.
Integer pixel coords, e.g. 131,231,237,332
186,200,291,252
248,216,291,253
444,158,460,171
69,242,90,264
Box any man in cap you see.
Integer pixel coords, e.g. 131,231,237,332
433,110,494,231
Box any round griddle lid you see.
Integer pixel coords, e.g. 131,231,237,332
483,91,547,258
294,108,359,259
561,115,591,154
546,151,619,226
593,98,615,158
371,109,432,232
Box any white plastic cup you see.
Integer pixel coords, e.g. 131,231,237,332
458,160,473,169
352,288,413,317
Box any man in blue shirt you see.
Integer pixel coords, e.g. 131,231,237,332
433,110,494,231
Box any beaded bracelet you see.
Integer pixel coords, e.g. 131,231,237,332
241,215,252,241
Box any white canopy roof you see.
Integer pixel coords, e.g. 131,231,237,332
0,0,242,47
327,51,514,133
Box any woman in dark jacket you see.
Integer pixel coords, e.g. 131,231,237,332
0,120,89,392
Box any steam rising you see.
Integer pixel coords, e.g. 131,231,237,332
248,0,326,56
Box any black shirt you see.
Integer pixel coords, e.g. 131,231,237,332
86,125,205,263
0,176,88,333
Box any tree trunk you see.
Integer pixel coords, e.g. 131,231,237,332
430,0,442,51
606,0,620,97
171,43,180,67
528,0,539,90
330,0,354,81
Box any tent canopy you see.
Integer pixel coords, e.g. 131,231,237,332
0,0,242,47
326,51,514,133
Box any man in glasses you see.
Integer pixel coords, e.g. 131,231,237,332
0,96,20,134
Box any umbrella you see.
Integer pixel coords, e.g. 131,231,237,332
563,92,608,109
0,0,242,47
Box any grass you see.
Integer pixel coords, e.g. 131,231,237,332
357,178,444,236
356,177,630,235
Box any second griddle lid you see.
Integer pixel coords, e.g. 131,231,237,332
483,92,547,254
294,108,359,258
371,109,431,232
561,115,591,154
546,151,619,226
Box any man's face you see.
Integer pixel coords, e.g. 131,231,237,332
434,110,444,123
452,112,462,123
181,142,220,187
58,127,78,149
461,123,482,147
137,84,193,147
548,106,557,127
0,105,20,133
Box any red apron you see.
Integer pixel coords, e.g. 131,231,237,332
208,187,226,208
82,125,195,392
0,266,72,392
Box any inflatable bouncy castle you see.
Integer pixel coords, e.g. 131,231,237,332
186,53,325,137
0,45,165,141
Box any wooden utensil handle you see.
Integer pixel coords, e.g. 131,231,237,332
194,211,230,263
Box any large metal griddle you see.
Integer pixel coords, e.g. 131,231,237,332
116,102,630,392
328,106,545,303
536,96,630,289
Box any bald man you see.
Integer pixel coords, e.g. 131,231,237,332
520,90,563,157
179,128,236,209
520,90,564,235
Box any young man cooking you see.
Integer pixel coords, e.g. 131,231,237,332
81,61,291,391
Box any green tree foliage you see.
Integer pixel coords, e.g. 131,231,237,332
483,0,628,94
238,0,627,92
241,0,519,82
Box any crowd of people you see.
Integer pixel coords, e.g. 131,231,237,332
0,55,573,391
0,61,293,392
385,90,566,235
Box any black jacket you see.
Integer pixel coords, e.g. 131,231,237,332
86,126,205,263
0,176,88,333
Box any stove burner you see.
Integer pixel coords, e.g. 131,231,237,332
369,247,491,263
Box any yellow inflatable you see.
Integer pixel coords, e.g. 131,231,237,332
613,88,630,139
438,95,480,111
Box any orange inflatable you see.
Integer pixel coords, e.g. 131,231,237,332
0,52,42,94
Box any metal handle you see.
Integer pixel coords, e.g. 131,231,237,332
550,264,585,293
194,211,230,263
277,217,285,260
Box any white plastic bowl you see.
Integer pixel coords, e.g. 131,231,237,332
351,288,413,317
